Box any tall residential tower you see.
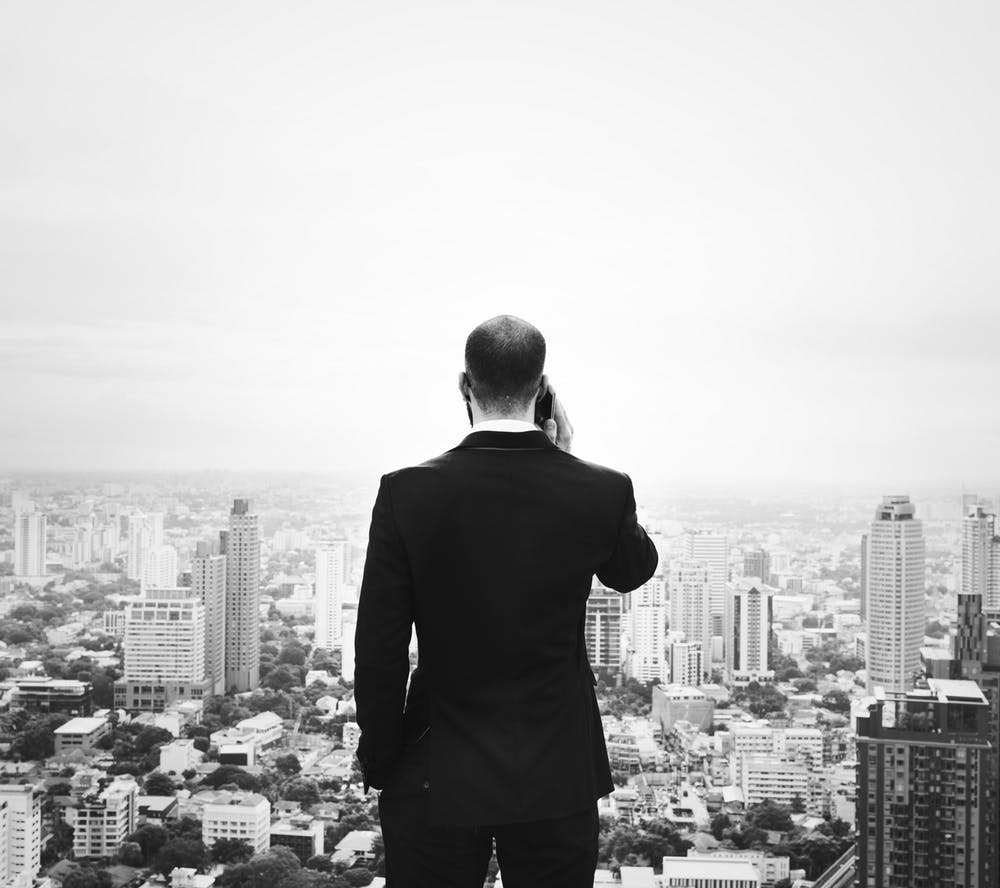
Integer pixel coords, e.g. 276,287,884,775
866,496,925,695
224,499,261,693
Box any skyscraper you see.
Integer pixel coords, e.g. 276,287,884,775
13,510,46,577
0,784,41,888
627,578,668,683
191,542,227,696
585,585,625,672
668,641,703,687
115,587,210,711
961,505,1000,610
742,548,771,585
668,559,712,680
225,498,261,693
142,543,178,591
859,532,869,622
126,512,149,582
724,579,774,686
683,531,729,638
866,495,925,695
314,539,348,652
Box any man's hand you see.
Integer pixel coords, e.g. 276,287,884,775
542,387,573,453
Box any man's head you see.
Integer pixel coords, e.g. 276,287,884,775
459,315,547,418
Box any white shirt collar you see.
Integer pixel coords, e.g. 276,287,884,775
473,419,538,433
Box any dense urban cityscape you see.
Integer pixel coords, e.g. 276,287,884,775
0,475,996,888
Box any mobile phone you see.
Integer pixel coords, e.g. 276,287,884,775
466,402,474,427
534,389,554,428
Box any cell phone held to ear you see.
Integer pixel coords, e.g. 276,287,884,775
534,389,554,429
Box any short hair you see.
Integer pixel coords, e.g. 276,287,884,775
465,315,546,413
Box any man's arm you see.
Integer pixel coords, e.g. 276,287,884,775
354,473,414,792
596,473,658,593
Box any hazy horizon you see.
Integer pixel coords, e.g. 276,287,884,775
3,2,998,486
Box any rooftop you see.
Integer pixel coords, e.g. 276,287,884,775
54,717,107,734
662,857,759,881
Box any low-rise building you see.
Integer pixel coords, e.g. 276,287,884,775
160,739,204,775
662,856,761,888
270,813,325,863
341,722,361,752
331,829,380,866
202,794,270,855
2,677,93,716
686,849,789,887
137,795,178,825
53,717,110,755
740,758,810,809
652,685,715,733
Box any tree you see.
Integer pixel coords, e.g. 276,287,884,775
790,793,806,814
126,823,169,863
201,765,260,791
143,772,178,796
710,813,731,840
211,838,256,864
281,777,321,807
117,841,145,867
217,847,301,888
745,799,794,833
135,726,175,754
8,713,70,760
275,753,302,775
820,690,851,713
153,837,209,877
304,854,333,872
62,869,113,888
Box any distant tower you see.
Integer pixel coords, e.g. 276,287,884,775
860,532,869,622
668,641,703,687
224,499,261,693
628,578,668,683
13,510,46,577
961,505,1000,610
742,548,771,585
866,495,925,695
192,542,227,696
126,512,149,581
142,544,178,591
668,560,712,680
683,531,729,638
725,580,775,686
585,585,625,672
314,539,348,652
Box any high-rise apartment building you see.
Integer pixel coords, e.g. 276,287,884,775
628,578,668,683
585,585,625,672
191,543,227,696
683,531,729,638
961,505,1000,610
65,776,138,861
0,798,8,888
860,532,869,622
314,539,348,651
142,543,178,591
126,511,163,582
724,580,775,686
115,587,210,711
13,510,46,577
742,548,771,585
866,496,925,695
225,499,261,693
855,679,994,888
0,785,40,888
668,641,703,687
668,560,712,680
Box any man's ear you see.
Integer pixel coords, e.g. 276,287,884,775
458,371,471,404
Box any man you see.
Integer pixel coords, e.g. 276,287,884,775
355,315,658,886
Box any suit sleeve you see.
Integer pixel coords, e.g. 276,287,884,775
354,474,414,791
596,473,658,593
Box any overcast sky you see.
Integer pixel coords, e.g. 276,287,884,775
2,2,998,491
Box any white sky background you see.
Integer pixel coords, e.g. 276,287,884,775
1,2,998,491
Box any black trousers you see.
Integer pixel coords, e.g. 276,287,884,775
377,737,599,888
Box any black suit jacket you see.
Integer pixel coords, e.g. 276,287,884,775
354,428,658,826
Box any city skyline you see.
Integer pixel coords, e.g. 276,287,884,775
3,2,1000,486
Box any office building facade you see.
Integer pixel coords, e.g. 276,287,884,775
585,585,625,672
13,511,46,577
314,538,348,651
725,580,775,686
668,559,712,679
225,499,261,693
191,543,227,695
682,531,729,638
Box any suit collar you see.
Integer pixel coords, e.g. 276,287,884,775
451,429,556,451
